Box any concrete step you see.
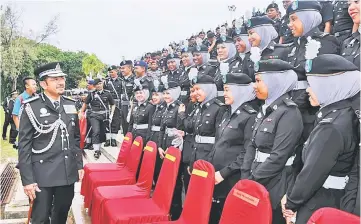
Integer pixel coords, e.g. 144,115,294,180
4,176,29,220
0,218,27,224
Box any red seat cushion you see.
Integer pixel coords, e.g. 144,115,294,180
83,169,136,208
90,185,151,224
103,198,169,224
307,207,360,224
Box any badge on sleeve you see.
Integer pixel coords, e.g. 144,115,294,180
63,105,77,114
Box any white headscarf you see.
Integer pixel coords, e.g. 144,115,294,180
183,52,194,68
168,58,181,70
307,70,361,108
253,25,278,51
228,84,256,114
295,11,322,36
261,70,298,106
198,83,217,105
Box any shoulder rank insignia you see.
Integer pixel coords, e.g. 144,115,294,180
23,95,40,104
62,96,76,102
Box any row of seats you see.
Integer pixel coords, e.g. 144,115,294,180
81,133,360,224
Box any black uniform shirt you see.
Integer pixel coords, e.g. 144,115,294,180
197,64,217,78
279,15,294,44
104,78,122,101
333,0,354,34
85,90,114,112
122,74,135,101
128,101,155,133
286,100,357,212
341,31,360,70
229,53,255,81
318,1,334,32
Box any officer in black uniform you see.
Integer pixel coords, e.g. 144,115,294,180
286,0,340,152
205,32,218,59
213,36,237,102
266,2,282,43
208,73,257,224
159,48,169,73
241,59,303,224
284,54,359,224
103,65,122,146
81,78,115,158
180,45,196,108
192,44,217,78
120,59,135,133
2,93,12,140
333,0,354,43
161,53,190,105
134,60,154,92
4,90,19,144
246,15,291,63
157,81,184,220
279,0,294,44
186,75,226,170
231,24,255,80
340,0,360,70
128,81,155,141
148,80,166,183
18,62,83,224
84,80,95,150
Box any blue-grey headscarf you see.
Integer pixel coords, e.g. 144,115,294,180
295,10,322,36
261,70,298,106
307,70,360,108
253,25,278,51
228,84,256,114
199,83,217,105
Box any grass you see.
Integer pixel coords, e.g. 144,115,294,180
0,109,18,162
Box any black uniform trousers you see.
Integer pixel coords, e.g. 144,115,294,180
9,120,18,143
32,184,74,224
121,105,129,134
89,113,107,144
170,162,184,221
209,198,226,224
110,107,121,134
2,112,10,138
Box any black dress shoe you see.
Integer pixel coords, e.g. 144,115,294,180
84,143,92,150
2,137,7,140
94,150,101,159
111,140,117,147
104,140,111,147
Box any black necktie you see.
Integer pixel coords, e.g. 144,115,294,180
53,101,60,111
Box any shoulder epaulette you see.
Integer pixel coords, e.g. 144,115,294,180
214,99,225,106
242,104,257,114
275,43,293,47
283,98,297,107
104,89,111,92
62,96,76,102
320,110,341,124
23,95,39,104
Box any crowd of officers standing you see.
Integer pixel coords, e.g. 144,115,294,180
73,1,361,224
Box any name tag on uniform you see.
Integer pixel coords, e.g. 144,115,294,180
63,105,77,114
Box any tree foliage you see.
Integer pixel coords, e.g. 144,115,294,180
82,54,105,79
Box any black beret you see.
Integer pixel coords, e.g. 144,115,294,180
166,53,180,61
164,81,180,90
108,65,118,71
162,48,168,52
224,73,253,85
120,60,133,66
192,44,209,53
133,82,149,92
35,62,67,80
216,36,234,45
267,3,279,11
257,59,295,73
182,46,194,54
199,31,205,35
306,54,358,75
232,26,248,38
93,78,102,85
247,16,274,29
287,0,321,15
194,75,215,84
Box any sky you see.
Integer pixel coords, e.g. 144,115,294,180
4,0,285,65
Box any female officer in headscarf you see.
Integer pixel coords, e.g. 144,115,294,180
187,75,227,171
241,59,303,224
157,79,184,220
284,54,360,224
213,35,237,102
286,0,340,146
149,80,166,183
247,15,290,63
127,81,155,141
208,72,257,224
231,23,254,80
192,42,217,78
